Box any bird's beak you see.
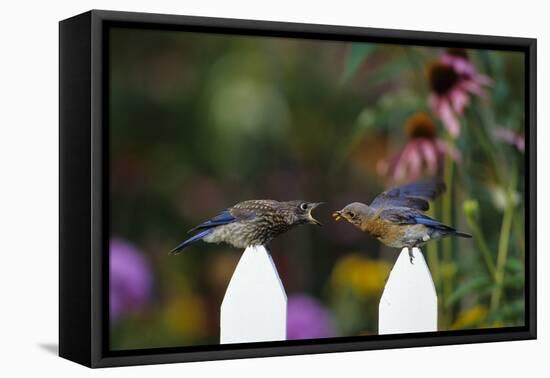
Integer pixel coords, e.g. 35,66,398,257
308,202,324,226
332,210,343,221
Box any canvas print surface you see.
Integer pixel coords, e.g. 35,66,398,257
108,26,526,351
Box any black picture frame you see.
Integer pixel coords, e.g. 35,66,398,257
59,9,537,368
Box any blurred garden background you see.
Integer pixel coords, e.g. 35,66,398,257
109,27,526,350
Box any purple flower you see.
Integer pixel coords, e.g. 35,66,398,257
110,238,153,321
287,294,335,340
428,48,492,138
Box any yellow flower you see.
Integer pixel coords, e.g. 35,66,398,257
331,254,391,297
163,292,208,338
481,319,505,329
451,305,488,330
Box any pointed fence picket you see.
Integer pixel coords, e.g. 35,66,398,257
220,245,287,344
219,245,437,343
378,247,438,334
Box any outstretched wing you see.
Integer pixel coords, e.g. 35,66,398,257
370,178,446,212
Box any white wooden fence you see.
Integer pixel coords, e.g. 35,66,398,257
220,245,287,344
220,246,436,343
379,247,438,334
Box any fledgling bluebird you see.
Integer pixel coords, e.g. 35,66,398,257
170,200,323,254
333,179,471,263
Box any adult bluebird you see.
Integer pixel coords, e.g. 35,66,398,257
333,178,471,263
171,200,323,254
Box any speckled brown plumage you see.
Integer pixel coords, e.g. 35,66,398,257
171,200,323,254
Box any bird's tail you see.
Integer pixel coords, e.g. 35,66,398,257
170,229,212,255
453,230,472,238
416,216,472,239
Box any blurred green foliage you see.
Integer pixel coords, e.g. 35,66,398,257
109,27,526,350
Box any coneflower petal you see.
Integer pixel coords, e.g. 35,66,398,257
406,142,423,182
419,139,438,175
438,100,461,138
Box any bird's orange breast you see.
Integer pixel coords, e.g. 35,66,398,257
360,217,407,248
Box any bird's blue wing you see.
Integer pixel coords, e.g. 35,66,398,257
189,210,237,232
380,208,455,232
189,206,258,232
379,207,419,224
413,214,456,232
370,178,446,211
413,215,443,227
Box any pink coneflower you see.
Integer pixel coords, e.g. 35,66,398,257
378,112,461,183
493,128,525,152
428,48,492,138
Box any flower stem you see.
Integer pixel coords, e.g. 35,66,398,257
464,210,496,280
467,114,504,185
441,147,455,326
426,204,441,287
490,170,517,313
512,208,526,263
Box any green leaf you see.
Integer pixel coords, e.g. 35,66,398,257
491,299,525,323
503,274,524,289
328,107,377,173
446,276,492,307
506,257,524,273
340,43,377,84
364,58,410,88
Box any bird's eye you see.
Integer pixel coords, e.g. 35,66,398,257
348,211,355,218
300,203,308,211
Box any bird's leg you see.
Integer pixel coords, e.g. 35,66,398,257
408,247,414,264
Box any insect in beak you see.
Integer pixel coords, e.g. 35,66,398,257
332,210,343,221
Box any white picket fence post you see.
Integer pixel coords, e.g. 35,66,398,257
220,245,287,344
379,247,438,334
